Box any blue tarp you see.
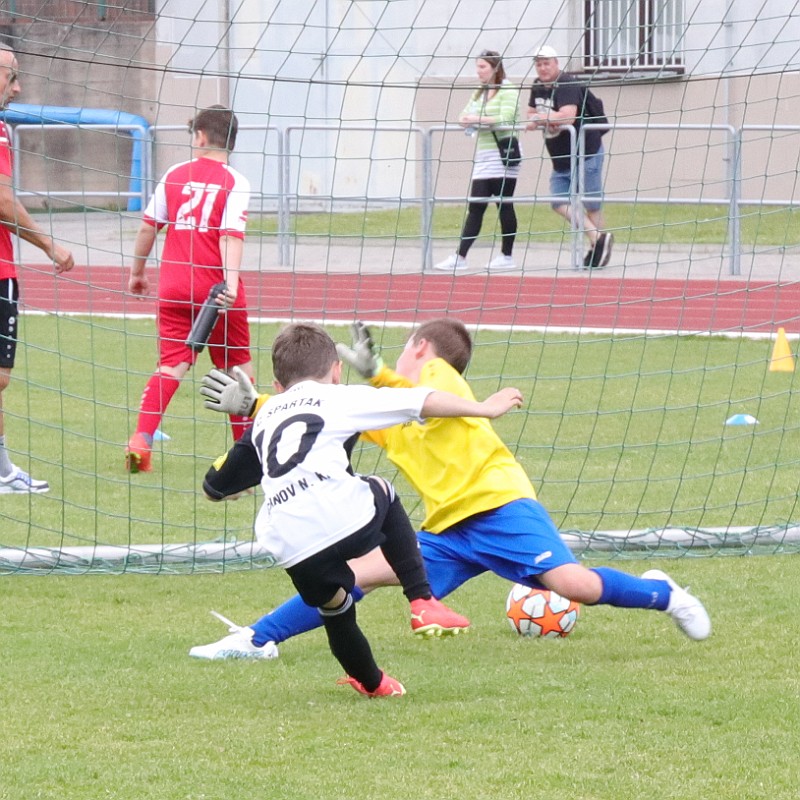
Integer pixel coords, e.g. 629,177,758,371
0,103,150,211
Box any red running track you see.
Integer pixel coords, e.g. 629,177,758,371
18,266,800,334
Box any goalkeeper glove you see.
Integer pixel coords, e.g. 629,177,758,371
336,321,384,379
200,366,259,417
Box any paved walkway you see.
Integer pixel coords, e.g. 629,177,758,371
15,211,799,284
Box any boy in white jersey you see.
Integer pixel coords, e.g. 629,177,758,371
202,322,523,697
193,319,710,664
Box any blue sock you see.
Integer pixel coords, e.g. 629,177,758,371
590,567,669,610
250,586,366,646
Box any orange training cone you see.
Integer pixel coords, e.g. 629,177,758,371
769,327,795,372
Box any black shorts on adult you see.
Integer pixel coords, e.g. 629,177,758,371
0,278,19,369
286,476,392,608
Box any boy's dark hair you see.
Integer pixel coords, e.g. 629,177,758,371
411,319,473,375
272,323,338,388
189,105,238,151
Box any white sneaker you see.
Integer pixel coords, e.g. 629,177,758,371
487,254,517,271
0,467,49,494
189,628,279,660
433,254,467,271
642,569,711,641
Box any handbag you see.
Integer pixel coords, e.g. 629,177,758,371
491,131,522,168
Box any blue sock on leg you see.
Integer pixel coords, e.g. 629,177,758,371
250,586,366,646
590,567,669,610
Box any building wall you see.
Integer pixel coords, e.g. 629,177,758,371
415,69,800,205
1,15,157,209
2,1,799,210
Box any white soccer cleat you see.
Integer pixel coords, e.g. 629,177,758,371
189,611,279,660
189,628,279,660
0,467,49,494
643,569,711,641
487,254,517,271
433,254,467,272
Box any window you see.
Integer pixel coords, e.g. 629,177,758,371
584,0,684,71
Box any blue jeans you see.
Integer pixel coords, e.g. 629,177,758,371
549,147,605,213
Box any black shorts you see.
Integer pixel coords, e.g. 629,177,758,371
0,278,19,369
286,477,392,608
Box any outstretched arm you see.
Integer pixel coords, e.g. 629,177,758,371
421,387,523,420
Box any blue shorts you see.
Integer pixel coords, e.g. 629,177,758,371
549,147,605,212
417,498,577,599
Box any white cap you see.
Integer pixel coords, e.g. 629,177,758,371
535,45,558,60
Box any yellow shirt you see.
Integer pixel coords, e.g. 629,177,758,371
362,359,536,533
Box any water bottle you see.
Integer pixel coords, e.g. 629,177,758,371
464,126,477,137
185,282,228,353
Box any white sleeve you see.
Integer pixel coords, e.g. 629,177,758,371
340,384,433,431
220,168,250,235
143,177,168,226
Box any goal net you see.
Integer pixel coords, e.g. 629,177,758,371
1,0,799,573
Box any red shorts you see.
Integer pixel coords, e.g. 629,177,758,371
157,295,251,370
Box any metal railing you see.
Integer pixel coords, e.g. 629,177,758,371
13,119,800,274
11,123,150,211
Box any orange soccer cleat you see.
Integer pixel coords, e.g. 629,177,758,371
338,672,406,698
125,433,153,473
410,597,470,638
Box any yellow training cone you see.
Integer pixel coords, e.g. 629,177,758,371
769,327,795,372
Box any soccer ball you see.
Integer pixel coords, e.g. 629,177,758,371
505,584,580,639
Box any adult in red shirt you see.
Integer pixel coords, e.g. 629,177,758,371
0,48,75,494
126,105,254,473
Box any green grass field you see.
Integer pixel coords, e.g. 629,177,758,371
3,557,799,800
248,202,800,247
3,315,800,798
3,317,798,555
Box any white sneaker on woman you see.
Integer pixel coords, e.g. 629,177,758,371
487,254,517,271
433,254,467,271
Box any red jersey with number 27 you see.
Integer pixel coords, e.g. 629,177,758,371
0,121,16,280
143,156,250,303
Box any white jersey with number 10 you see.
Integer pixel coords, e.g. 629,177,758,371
250,380,432,567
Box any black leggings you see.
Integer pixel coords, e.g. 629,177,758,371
458,177,517,258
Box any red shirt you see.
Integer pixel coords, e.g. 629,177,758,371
0,121,16,280
143,156,250,304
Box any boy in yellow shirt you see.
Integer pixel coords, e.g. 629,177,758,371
191,319,710,662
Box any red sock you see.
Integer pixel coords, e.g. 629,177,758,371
136,371,181,438
229,415,251,441
228,373,256,441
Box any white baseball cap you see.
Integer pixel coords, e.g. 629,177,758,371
535,45,559,60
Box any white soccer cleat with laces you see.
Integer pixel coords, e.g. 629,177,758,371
0,466,49,494
189,611,279,660
643,569,711,641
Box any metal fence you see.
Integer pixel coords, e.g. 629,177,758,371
10,119,800,274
